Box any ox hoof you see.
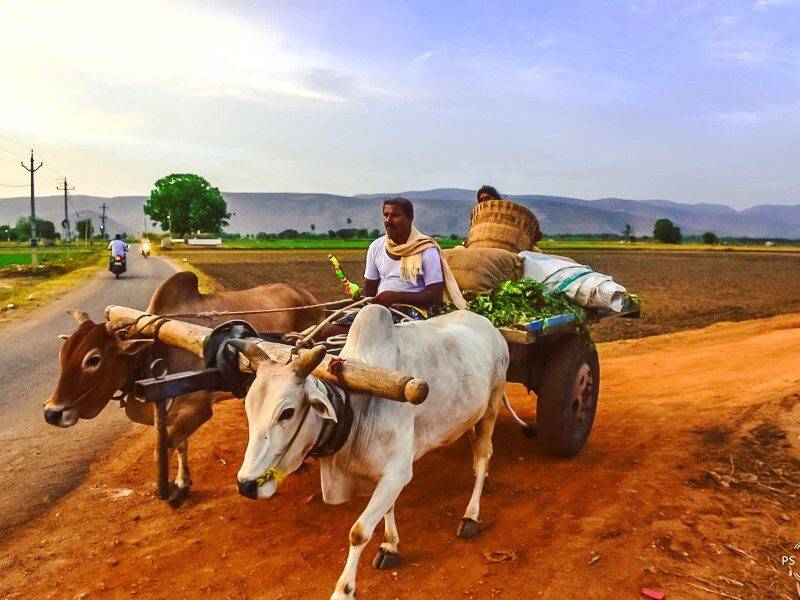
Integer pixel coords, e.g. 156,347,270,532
167,485,190,508
457,518,479,539
372,547,399,570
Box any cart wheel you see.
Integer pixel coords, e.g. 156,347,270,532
537,333,599,457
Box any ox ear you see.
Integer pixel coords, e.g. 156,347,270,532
68,309,91,324
307,386,337,422
291,345,326,379
118,339,155,356
58,334,69,342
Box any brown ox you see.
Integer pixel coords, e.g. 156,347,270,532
44,271,324,500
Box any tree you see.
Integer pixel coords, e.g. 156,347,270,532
256,231,269,240
653,218,682,244
346,217,352,226
622,223,632,242
76,218,94,240
144,174,230,237
370,228,381,239
327,230,337,239
310,224,316,232
14,217,56,240
702,231,719,245
277,229,299,239
1,224,18,241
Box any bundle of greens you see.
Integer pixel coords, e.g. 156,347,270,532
466,278,585,328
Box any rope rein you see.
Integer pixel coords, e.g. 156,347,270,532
157,297,354,320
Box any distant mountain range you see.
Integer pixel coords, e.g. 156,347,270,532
1,189,798,238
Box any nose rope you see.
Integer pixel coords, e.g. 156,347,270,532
255,404,312,487
253,375,351,487
44,357,121,410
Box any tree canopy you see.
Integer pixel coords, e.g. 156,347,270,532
653,218,682,244
14,216,56,240
702,231,719,245
76,218,94,239
144,174,230,237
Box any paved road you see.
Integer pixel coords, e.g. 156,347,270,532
0,248,176,537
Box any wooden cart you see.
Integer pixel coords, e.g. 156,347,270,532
499,298,639,457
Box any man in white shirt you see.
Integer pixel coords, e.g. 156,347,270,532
364,197,445,309
108,234,129,257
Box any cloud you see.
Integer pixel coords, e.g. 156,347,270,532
755,0,795,9
712,109,767,124
407,51,434,70
0,0,382,145
707,103,799,125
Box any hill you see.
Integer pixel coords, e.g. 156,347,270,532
1,189,798,238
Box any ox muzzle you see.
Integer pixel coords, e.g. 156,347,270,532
237,479,259,500
43,401,79,428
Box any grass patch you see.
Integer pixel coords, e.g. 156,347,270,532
0,248,105,328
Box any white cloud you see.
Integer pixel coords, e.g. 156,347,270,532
755,0,795,9
0,0,380,145
707,103,799,125
407,51,434,70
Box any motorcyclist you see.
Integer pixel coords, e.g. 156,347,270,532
108,234,129,269
140,237,152,257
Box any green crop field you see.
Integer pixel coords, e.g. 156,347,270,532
0,247,101,268
173,237,467,250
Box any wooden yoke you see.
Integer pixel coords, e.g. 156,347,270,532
105,305,429,405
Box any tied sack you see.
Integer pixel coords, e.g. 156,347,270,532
518,251,628,313
443,246,523,294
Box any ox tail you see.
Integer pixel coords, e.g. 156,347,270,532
502,393,537,438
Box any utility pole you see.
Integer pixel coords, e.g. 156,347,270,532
57,177,75,254
20,150,43,267
100,202,108,239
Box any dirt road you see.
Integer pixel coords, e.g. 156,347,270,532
0,249,176,537
1,310,798,598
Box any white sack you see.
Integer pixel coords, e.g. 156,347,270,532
518,251,628,313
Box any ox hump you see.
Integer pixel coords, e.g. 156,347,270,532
147,271,202,314
349,305,394,341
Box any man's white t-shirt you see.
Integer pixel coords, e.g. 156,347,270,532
364,236,443,294
108,239,128,255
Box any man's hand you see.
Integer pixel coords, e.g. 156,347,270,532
371,291,399,306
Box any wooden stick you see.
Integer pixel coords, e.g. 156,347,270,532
105,305,429,405
153,398,170,500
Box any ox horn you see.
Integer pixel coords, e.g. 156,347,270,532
68,309,90,324
226,339,271,369
291,345,326,379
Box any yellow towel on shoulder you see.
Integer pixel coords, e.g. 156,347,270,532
384,227,468,310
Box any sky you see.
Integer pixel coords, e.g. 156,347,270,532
0,0,798,208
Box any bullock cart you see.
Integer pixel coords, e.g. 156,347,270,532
104,299,638,500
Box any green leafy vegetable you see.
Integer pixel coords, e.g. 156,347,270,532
465,279,585,328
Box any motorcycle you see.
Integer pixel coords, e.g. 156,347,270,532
141,239,151,258
109,254,127,279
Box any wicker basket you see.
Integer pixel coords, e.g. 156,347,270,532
465,200,541,253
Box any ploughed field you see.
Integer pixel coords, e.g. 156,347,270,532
177,248,800,342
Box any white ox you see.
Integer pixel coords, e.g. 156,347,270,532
233,305,510,600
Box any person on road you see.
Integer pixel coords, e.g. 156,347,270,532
364,197,468,312
108,234,129,257
476,185,502,203
108,234,129,272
